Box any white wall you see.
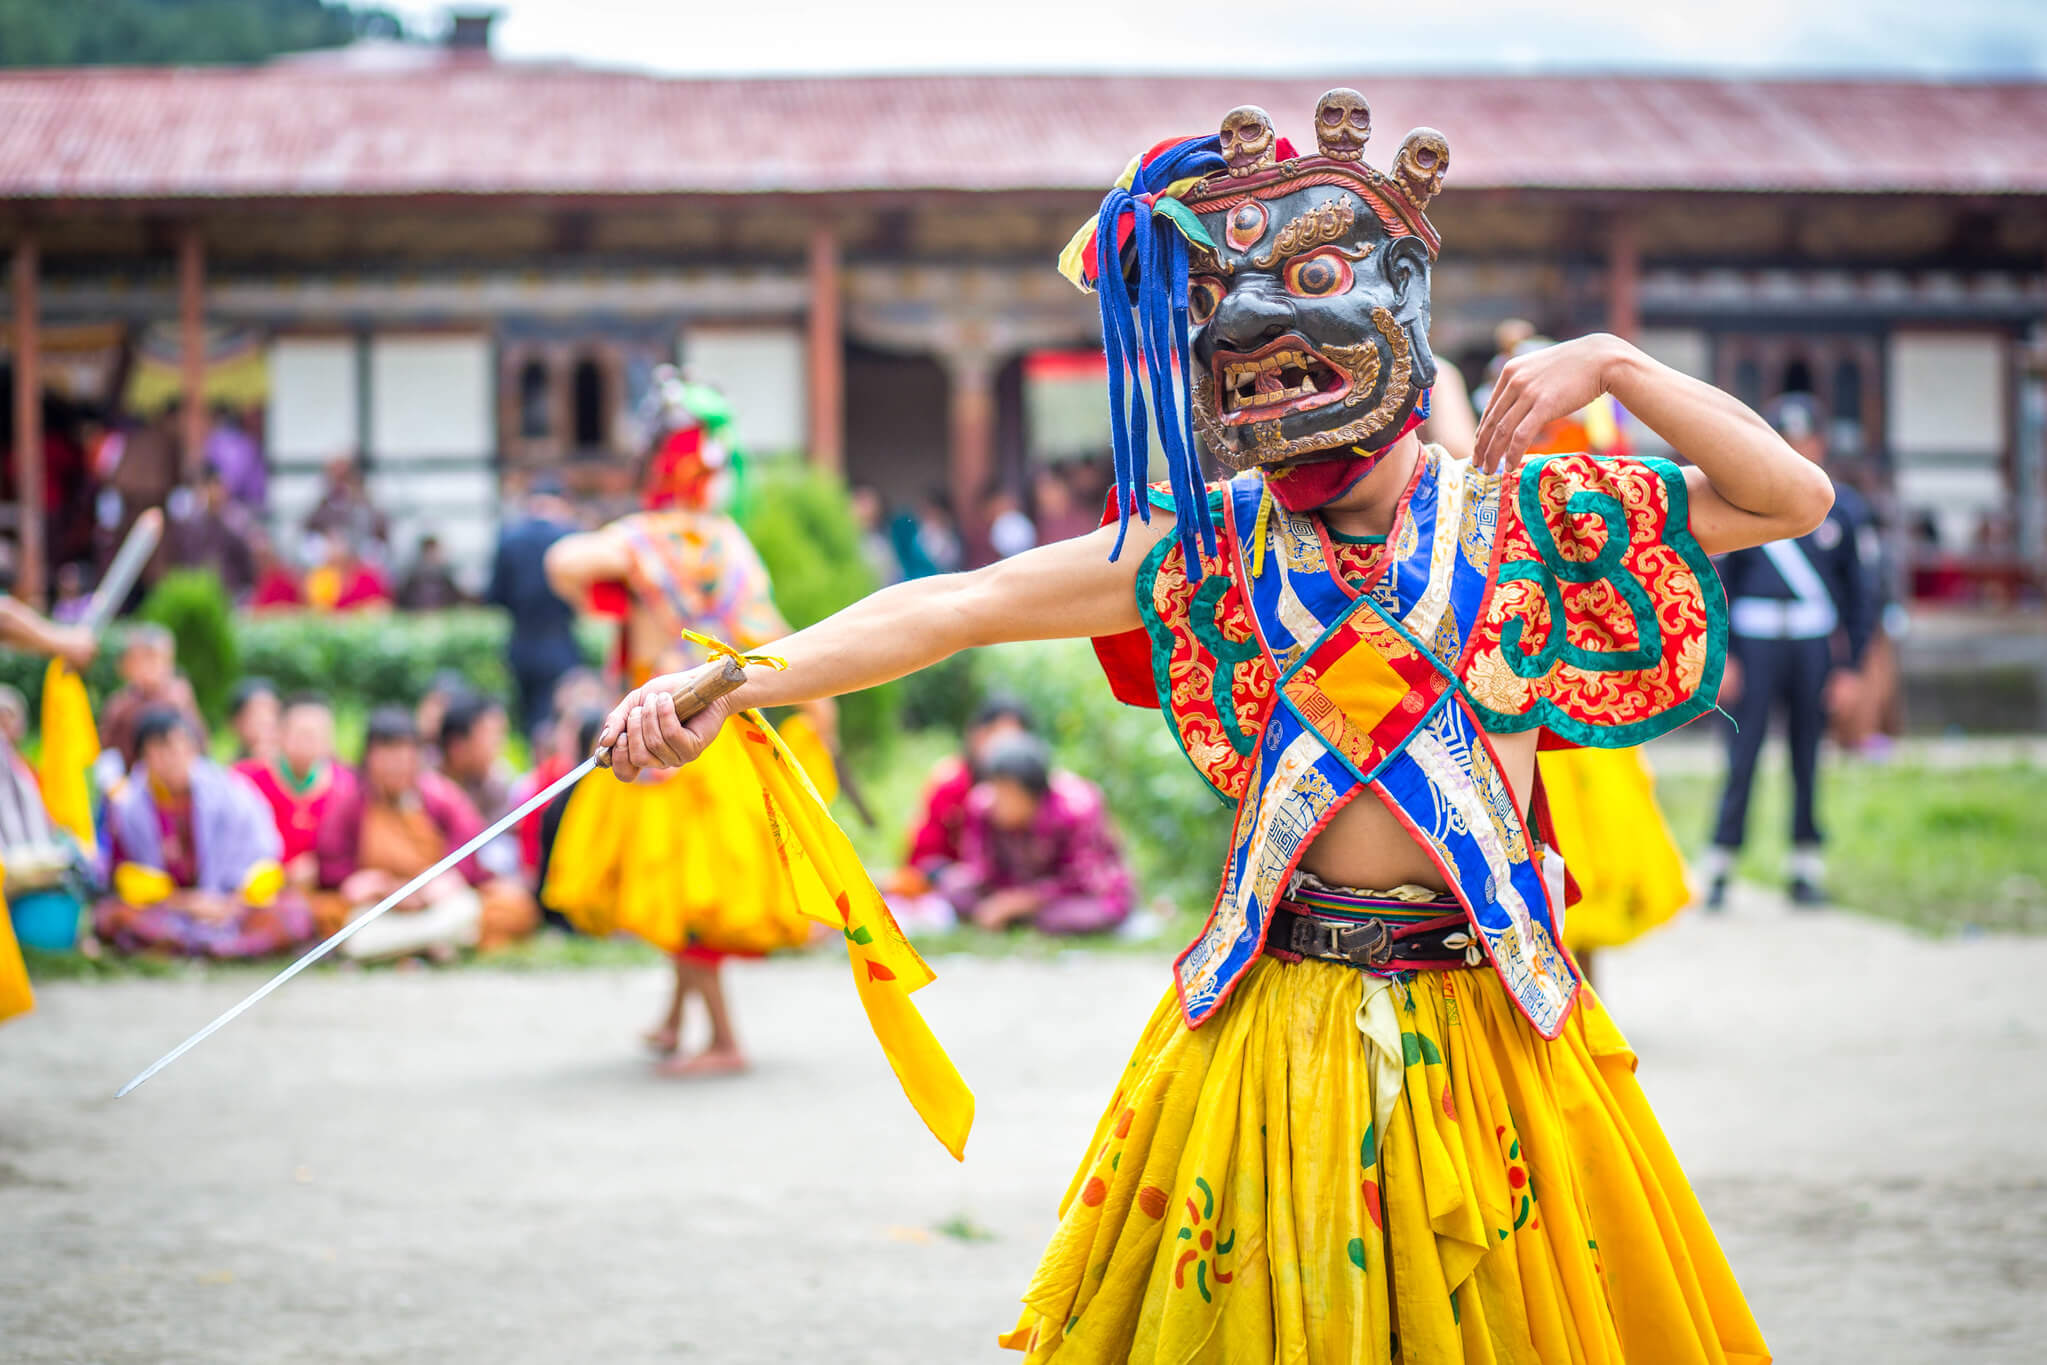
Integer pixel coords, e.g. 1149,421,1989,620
1887,331,2009,552
369,334,493,460
679,326,807,456
266,336,358,462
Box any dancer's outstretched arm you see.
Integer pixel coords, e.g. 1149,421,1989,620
0,596,96,671
599,515,1167,780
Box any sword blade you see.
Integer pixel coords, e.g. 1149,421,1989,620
85,508,163,636
114,753,600,1098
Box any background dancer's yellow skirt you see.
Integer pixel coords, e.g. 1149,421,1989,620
1541,746,1692,954
544,716,835,957
1003,957,1767,1364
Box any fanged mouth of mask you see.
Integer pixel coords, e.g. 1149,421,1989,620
1214,339,1349,424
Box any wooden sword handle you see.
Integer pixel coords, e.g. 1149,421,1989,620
593,655,748,769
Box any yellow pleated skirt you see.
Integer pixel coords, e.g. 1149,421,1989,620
543,716,835,958
1003,957,1767,1364
1539,747,1693,954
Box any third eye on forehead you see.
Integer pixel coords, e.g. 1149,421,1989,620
1212,192,1373,272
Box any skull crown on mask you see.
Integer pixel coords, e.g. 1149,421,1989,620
1179,91,1449,475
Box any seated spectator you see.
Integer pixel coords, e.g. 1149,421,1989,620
396,535,469,611
202,404,266,510
98,624,207,772
93,708,313,959
51,562,93,625
165,469,257,600
1033,465,1098,543
849,485,903,587
900,696,1034,885
0,685,26,748
247,530,303,611
984,485,1038,560
547,668,607,730
520,705,607,929
413,670,472,768
236,693,350,891
226,677,280,765
937,734,1133,936
312,708,537,961
303,534,392,612
437,691,520,879
0,684,84,922
303,455,389,561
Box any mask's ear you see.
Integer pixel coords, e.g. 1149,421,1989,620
1382,235,1432,311
1382,235,1438,392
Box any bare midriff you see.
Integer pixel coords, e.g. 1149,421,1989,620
1294,725,1541,893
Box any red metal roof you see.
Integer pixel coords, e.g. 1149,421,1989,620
2,63,2043,201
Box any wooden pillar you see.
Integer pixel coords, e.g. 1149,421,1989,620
178,227,206,479
945,351,996,561
11,238,43,607
806,227,844,473
1605,214,1640,343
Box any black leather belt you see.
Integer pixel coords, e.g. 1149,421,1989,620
1269,905,1474,972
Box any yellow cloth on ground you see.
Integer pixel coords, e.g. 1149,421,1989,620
1002,958,1767,1364
0,854,29,1024
37,660,99,844
545,709,972,1160
1539,747,1691,954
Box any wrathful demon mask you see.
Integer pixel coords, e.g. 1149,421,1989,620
1061,89,1449,565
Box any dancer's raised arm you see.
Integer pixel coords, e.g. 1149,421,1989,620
598,514,1167,779
1472,332,1834,554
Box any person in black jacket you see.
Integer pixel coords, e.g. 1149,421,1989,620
487,476,584,738
1706,392,1881,907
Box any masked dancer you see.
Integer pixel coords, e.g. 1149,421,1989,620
604,96,1824,1362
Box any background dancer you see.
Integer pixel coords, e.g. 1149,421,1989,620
545,369,836,1077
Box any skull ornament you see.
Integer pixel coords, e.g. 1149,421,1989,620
1314,88,1372,161
1219,106,1278,177
1391,128,1451,211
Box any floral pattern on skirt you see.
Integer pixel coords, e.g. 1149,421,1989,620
1002,957,1767,1364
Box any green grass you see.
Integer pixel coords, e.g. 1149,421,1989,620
1655,760,2047,935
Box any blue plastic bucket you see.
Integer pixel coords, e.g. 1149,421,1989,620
10,889,82,952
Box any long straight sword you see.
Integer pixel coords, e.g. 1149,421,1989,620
114,657,747,1099
85,507,163,635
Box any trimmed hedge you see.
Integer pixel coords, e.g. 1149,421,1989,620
0,609,606,719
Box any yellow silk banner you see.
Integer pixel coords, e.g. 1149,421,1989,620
728,708,974,1160
37,660,99,845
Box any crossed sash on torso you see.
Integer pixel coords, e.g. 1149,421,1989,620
1167,446,1725,1040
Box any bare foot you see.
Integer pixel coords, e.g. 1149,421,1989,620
641,1024,681,1057
653,1046,749,1079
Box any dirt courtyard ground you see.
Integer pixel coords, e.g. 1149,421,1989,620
4,889,2045,1364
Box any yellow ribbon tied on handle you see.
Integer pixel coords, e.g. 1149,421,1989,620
727,706,974,1160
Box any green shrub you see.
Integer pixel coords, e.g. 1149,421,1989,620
740,460,901,753
137,571,239,724
235,610,608,710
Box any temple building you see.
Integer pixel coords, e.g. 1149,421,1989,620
2,25,2044,612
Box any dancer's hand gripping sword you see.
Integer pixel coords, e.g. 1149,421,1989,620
114,656,747,1099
